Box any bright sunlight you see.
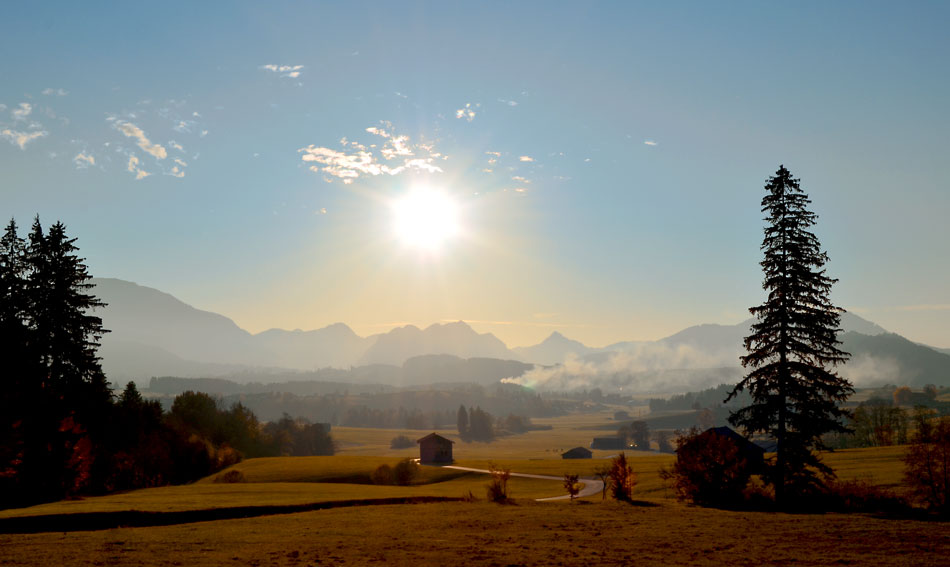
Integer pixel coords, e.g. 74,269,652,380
391,186,461,252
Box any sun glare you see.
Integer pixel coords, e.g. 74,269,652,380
392,186,461,252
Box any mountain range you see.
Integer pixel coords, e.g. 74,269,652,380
91,278,950,389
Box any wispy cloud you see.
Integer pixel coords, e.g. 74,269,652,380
113,121,167,159
497,98,518,107
127,154,150,179
644,139,658,146
41,88,68,96
11,102,33,121
261,64,304,78
73,152,95,168
894,304,950,312
1,128,47,149
300,123,444,184
455,103,477,122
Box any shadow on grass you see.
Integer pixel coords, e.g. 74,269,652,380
0,496,463,535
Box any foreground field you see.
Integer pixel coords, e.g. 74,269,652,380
0,420,935,566
3,499,947,566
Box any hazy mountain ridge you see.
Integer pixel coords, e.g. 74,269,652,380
91,278,949,389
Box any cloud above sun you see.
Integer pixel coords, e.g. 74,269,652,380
299,122,444,184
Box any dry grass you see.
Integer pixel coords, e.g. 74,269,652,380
2,499,946,566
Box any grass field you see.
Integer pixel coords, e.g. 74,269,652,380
0,414,940,566
3,499,947,566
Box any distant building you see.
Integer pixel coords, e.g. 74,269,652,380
590,437,626,450
562,447,593,459
417,433,454,463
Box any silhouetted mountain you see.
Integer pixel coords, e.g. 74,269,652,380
358,321,515,365
253,323,372,369
840,332,950,387
90,278,946,389
513,331,594,365
92,278,274,369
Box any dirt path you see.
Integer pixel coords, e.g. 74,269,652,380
439,465,605,501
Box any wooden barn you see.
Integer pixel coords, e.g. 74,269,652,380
562,447,593,459
703,426,767,472
417,433,454,463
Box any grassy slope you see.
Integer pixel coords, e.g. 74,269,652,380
3,500,947,567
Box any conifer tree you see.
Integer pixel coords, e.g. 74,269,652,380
727,165,852,507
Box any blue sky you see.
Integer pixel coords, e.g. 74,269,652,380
2,1,948,348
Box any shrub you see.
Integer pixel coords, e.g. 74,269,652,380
823,479,909,515
212,470,247,484
371,464,394,485
660,427,754,508
607,453,636,502
486,463,512,503
903,416,950,516
563,473,580,501
390,435,414,449
392,458,419,486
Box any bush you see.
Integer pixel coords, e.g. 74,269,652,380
823,479,909,515
212,470,247,484
660,427,754,508
390,435,414,449
903,416,950,516
563,473,580,501
607,453,636,502
393,458,419,486
486,463,512,503
371,464,394,485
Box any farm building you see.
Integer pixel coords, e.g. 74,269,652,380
703,426,767,472
562,447,593,459
417,432,454,463
590,437,626,450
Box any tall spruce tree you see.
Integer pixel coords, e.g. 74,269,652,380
727,165,852,507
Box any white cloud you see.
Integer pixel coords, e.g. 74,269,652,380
299,124,444,183
169,141,185,152
114,121,167,159
169,165,185,178
455,103,476,122
42,88,68,96
1,128,47,149
73,152,95,168
261,64,304,78
511,175,531,184
318,207,327,214
127,154,150,179
497,98,518,107
12,103,33,121
519,155,534,162
644,140,658,146
174,158,187,167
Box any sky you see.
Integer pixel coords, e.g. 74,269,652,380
2,1,948,349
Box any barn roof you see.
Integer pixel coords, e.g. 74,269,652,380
416,432,455,445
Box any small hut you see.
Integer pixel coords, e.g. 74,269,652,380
417,433,454,463
562,447,593,459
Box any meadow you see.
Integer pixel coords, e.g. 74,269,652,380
1,412,945,566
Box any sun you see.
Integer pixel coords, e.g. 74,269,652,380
391,186,461,252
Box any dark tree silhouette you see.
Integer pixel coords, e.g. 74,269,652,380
1,217,113,505
727,166,852,507
456,404,469,438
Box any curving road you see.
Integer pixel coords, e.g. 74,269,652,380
438,465,605,502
